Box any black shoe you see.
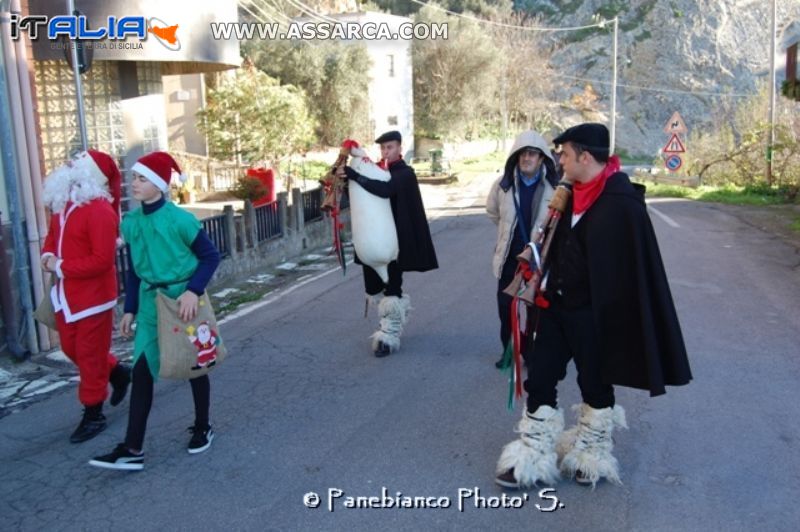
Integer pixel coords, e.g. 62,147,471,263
187,425,214,454
495,468,521,489
69,405,107,443
109,363,131,407
374,341,391,358
494,354,507,369
575,470,593,486
88,443,144,471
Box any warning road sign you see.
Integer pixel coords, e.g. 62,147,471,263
662,133,686,153
663,111,688,135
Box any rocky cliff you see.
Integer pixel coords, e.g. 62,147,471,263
521,0,800,156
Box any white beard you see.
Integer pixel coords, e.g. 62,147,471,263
42,163,112,213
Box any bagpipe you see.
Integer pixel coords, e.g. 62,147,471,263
319,140,399,282
499,180,573,409
319,143,353,272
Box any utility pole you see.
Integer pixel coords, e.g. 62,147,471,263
67,0,88,150
766,0,777,185
609,16,619,155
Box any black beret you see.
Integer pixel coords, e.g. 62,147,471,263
553,123,609,151
375,130,402,144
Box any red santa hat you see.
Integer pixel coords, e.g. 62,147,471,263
131,151,185,193
71,149,122,219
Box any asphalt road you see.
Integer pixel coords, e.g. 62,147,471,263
1,193,798,531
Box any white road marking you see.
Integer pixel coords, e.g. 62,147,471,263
218,260,353,325
647,204,681,228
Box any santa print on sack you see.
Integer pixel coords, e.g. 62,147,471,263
188,321,218,370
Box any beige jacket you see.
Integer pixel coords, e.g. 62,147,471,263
486,131,557,279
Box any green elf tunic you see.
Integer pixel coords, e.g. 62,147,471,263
121,202,201,379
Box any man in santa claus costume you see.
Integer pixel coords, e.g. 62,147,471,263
40,150,131,443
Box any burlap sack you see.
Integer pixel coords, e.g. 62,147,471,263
156,291,226,380
33,275,57,330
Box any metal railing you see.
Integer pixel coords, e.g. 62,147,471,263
202,213,231,259
254,201,282,243
172,151,249,193
302,187,323,223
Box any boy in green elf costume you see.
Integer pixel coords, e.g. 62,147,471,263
89,151,221,471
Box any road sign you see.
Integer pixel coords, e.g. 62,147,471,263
662,133,686,153
663,111,688,135
665,154,683,172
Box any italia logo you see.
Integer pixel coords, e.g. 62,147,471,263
10,14,180,50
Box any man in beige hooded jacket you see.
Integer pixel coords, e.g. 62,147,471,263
486,130,559,367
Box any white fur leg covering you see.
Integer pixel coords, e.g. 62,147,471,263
398,294,411,326
559,403,628,488
496,406,564,487
365,293,383,318
370,295,406,352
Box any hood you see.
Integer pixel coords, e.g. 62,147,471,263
501,130,558,191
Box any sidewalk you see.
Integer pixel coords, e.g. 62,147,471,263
0,171,499,418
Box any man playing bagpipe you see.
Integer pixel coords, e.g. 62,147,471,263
495,123,692,489
335,130,438,357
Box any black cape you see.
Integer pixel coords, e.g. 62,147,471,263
560,172,692,396
349,159,439,273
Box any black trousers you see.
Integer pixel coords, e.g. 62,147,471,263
496,255,519,351
523,303,615,413
362,261,403,297
125,356,210,450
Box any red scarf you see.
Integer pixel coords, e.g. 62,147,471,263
377,155,403,170
572,155,621,215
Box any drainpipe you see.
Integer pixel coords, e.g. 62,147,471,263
0,0,40,354
0,211,26,358
0,34,34,359
10,0,49,349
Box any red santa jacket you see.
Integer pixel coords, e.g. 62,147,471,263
41,199,118,323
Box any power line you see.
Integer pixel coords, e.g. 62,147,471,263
261,0,294,24
285,0,339,24
553,72,758,99
240,1,280,24
408,0,609,32
239,2,267,24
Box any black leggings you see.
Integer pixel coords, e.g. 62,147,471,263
125,356,210,450
523,304,615,413
362,261,403,297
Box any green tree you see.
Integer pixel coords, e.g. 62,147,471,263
244,39,372,146
412,4,499,139
197,66,315,165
